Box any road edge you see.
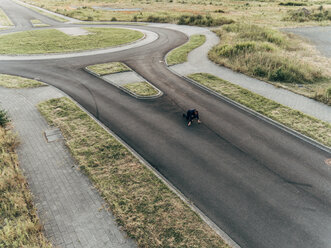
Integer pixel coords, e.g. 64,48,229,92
46,85,240,248
167,66,331,154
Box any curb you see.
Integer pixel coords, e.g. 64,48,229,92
84,67,163,100
167,67,331,154
45,84,239,248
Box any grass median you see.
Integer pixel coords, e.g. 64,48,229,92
86,62,131,76
38,97,230,248
0,74,46,88
0,120,52,247
0,28,143,54
123,81,159,96
166,34,206,66
188,73,331,147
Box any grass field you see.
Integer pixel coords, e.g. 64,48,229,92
0,121,52,248
86,62,131,76
166,34,206,65
38,97,230,248
21,0,331,27
123,81,159,96
189,73,331,146
0,28,143,54
0,74,46,88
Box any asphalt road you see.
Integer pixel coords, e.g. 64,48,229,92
1,1,331,247
284,26,331,58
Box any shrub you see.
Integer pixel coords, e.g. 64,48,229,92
147,15,170,23
0,109,9,127
177,14,233,26
223,23,285,46
284,7,331,22
279,2,307,6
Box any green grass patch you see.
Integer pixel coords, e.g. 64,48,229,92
86,62,131,76
0,74,46,88
123,81,159,96
209,23,326,85
189,73,331,147
37,97,230,247
30,19,50,27
0,124,52,247
0,28,143,55
0,8,13,26
166,34,206,66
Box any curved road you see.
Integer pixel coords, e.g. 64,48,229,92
1,1,331,247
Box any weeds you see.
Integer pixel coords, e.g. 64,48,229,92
177,14,233,26
284,6,331,22
209,23,326,85
0,126,52,247
123,81,159,96
0,109,9,127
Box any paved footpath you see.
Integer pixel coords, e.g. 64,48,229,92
0,86,136,248
151,24,331,124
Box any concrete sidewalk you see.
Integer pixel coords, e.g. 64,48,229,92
151,23,331,124
0,86,136,248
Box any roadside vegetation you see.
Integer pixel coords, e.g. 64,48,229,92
0,28,143,54
0,8,13,26
0,112,52,248
189,73,331,147
208,23,331,105
0,74,46,88
30,19,49,27
167,34,206,66
86,62,131,76
21,0,331,27
38,97,230,248
284,6,331,22
123,81,159,96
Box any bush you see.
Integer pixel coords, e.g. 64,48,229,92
177,14,233,27
222,23,286,46
147,15,171,23
0,109,9,127
279,2,307,6
284,7,331,22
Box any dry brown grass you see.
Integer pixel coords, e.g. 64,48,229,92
38,97,230,248
0,74,46,88
0,125,52,248
21,0,331,27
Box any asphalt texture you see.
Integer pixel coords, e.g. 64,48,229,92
1,1,331,247
284,26,331,57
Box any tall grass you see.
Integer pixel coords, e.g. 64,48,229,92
284,6,331,22
0,126,52,248
209,23,325,85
